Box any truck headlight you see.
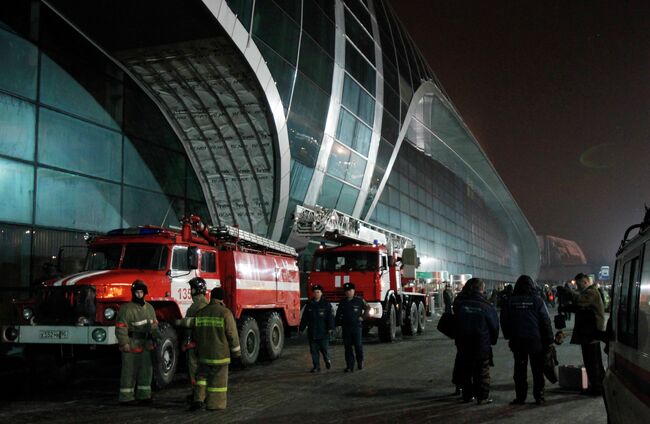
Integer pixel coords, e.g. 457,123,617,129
91,328,107,343
4,326,18,342
104,307,116,320
22,307,33,321
368,307,375,317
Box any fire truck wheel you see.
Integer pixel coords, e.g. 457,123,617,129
402,302,418,336
417,301,426,333
238,315,260,366
378,303,397,342
153,323,178,389
260,312,284,360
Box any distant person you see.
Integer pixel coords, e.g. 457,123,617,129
300,284,334,373
335,283,368,372
489,288,498,306
115,280,160,405
557,282,573,321
498,284,513,310
190,287,241,411
453,278,499,405
558,273,606,396
501,275,554,405
443,282,454,313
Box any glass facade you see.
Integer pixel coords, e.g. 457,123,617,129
0,8,207,291
0,0,540,295
370,142,513,280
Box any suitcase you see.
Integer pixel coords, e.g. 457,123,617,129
558,365,588,390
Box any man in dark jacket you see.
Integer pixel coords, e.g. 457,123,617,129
558,273,606,395
453,278,499,405
300,284,334,372
501,275,554,405
443,282,454,313
335,282,368,372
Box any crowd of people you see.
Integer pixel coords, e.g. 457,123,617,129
441,273,607,405
114,272,606,412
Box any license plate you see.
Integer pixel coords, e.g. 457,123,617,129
39,330,69,339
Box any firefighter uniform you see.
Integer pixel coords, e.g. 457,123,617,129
335,283,368,372
180,294,209,385
192,295,241,410
115,282,159,404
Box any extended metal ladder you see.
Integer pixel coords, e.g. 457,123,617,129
292,205,412,254
208,225,298,257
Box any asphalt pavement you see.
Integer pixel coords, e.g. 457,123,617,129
0,309,608,423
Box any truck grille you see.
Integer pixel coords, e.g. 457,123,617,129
34,286,96,325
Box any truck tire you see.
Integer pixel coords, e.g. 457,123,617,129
153,322,178,389
402,302,418,336
417,301,426,333
260,311,284,360
378,303,397,342
238,315,260,366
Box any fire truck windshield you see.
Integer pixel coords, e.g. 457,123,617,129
86,244,168,271
313,251,378,272
86,245,122,270
122,244,168,270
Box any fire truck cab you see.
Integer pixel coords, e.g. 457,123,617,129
292,205,430,342
2,216,300,387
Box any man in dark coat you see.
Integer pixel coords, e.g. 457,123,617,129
558,273,606,395
442,282,454,313
501,275,554,405
453,278,499,404
335,282,368,372
300,284,334,372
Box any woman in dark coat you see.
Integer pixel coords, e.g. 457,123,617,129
500,275,554,405
453,278,499,404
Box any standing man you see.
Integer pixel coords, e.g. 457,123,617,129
179,277,209,398
501,275,554,405
453,278,499,405
335,282,368,372
115,280,160,405
190,287,241,411
300,284,334,373
443,282,454,313
558,273,606,395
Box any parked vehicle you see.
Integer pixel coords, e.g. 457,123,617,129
603,209,650,423
2,215,300,387
292,205,432,342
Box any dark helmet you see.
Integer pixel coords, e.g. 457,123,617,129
188,277,207,295
131,279,148,295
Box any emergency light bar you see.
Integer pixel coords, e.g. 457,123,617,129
107,227,165,236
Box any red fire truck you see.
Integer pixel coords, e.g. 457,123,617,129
292,205,431,342
2,215,300,387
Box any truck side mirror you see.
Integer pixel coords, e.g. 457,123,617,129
188,246,199,270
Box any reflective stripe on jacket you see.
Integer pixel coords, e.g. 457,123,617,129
115,301,159,348
193,299,241,365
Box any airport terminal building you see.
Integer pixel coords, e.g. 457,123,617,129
0,0,539,296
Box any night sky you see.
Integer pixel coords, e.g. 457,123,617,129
389,0,650,269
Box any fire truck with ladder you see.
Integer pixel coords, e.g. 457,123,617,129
1,215,300,387
292,205,431,342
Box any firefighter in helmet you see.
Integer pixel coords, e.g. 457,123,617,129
115,280,160,405
180,277,209,397
190,287,241,411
